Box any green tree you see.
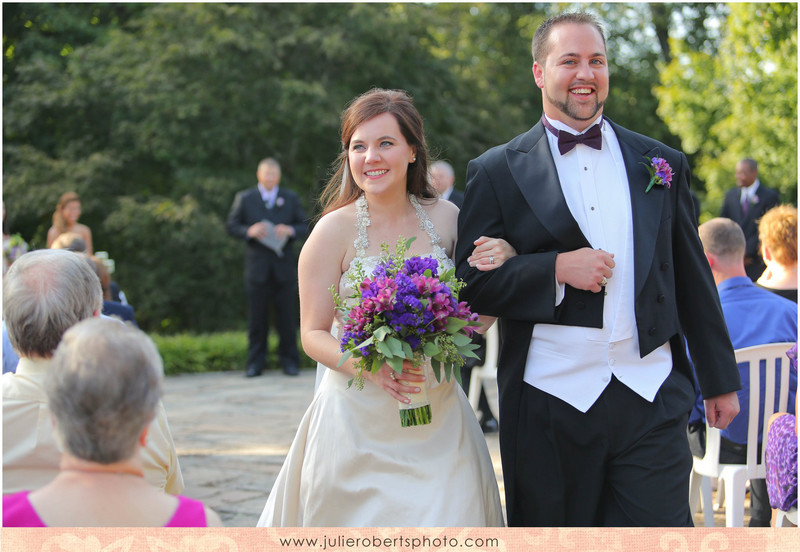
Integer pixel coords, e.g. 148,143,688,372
655,3,797,215
2,4,473,332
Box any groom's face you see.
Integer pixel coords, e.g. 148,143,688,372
533,22,609,132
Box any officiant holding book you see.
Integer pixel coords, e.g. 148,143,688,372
226,157,309,377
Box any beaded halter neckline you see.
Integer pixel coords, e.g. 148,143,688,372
352,194,448,264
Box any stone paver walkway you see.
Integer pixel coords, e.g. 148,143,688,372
162,369,740,527
162,369,502,527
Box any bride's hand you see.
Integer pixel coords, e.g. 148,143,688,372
366,360,425,403
468,236,517,271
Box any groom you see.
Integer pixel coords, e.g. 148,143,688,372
456,12,741,526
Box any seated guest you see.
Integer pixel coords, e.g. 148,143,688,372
688,218,797,526
2,249,182,495
756,205,797,302
51,235,130,305
3,318,222,527
89,255,137,326
765,344,798,526
49,231,87,253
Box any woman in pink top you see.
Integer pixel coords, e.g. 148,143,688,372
2,318,221,527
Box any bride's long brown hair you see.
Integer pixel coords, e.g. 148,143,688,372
317,88,436,219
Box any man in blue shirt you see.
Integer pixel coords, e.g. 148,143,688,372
690,217,797,526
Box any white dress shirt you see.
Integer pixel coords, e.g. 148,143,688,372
523,115,672,413
259,183,279,208
739,178,761,209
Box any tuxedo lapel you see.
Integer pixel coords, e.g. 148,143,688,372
505,124,590,251
612,122,666,297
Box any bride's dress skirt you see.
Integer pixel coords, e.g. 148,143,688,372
257,363,504,527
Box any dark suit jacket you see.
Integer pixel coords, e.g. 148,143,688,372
445,188,465,209
226,186,309,284
720,183,780,275
455,119,741,518
102,300,137,326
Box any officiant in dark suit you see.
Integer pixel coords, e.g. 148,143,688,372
455,12,741,526
226,158,309,377
719,158,780,281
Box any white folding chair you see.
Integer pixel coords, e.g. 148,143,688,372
468,323,499,418
688,342,794,526
776,507,798,527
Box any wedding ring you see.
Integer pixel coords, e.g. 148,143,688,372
600,277,608,286
390,371,397,381
489,256,495,265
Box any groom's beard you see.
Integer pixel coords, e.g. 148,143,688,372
544,89,605,124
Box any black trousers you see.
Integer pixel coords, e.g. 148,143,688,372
686,424,770,526
511,370,696,526
245,275,300,372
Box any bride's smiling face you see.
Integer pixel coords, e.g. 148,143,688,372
349,112,416,196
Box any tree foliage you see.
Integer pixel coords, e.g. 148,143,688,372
4,3,791,332
655,3,797,215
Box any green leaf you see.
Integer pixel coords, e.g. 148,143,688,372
423,341,441,357
401,341,414,358
337,349,353,367
452,332,472,347
431,358,442,382
445,317,469,334
386,336,406,358
371,354,384,374
373,326,392,341
386,355,404,373
375,340,394,358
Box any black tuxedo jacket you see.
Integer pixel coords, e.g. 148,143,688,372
226,186,309,284
720,183,780,262
455,119,741,516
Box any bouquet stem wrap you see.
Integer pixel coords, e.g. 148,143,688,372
397,357,431,427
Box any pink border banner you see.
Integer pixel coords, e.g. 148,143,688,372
2,527,799,552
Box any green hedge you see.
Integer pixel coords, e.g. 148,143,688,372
151,331,314,376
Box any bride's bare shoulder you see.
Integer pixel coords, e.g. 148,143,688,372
313,203,357,235
418,197,458,227
303,203,357,259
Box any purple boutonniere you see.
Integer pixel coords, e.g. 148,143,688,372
750,195,759,205
642,156,673,193
276,196,285,208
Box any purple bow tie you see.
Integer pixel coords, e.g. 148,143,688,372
541,116,603,155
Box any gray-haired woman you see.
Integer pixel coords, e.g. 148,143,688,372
3,318,222,527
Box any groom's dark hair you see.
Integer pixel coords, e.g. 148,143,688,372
532,12,606,64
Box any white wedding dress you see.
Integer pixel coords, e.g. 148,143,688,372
257,195,503,527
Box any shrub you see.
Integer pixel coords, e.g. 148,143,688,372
151,331,314,376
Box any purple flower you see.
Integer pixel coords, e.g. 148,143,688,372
404,256,438,277
786,343,797,371
642,156,673,193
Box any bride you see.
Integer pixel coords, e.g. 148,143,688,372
257,88,512,527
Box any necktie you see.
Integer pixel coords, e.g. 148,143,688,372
541,116,603,155
741,194,749,216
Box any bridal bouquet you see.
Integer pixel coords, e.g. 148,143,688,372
331,237,480,427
